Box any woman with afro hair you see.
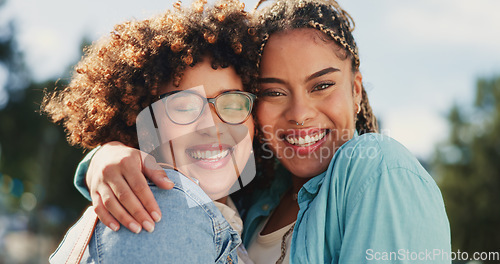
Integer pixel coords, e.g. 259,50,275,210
45,0,259,263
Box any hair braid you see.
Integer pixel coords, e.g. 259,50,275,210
243,0,380,189
356,85,379,134
253,0,378,135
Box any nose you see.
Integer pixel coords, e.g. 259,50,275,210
195,104,229,137
284,93,317,125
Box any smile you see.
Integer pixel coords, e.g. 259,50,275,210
186,149,230,161
185,144,234,170
284,130,327,147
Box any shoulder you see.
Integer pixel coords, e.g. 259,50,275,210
89,170,233,263
333,133,427,177
340,133,414,161
322,133,437,203
156,169,219,218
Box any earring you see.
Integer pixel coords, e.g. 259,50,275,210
356,104,361,114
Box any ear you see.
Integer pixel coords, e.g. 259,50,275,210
352,71,363,107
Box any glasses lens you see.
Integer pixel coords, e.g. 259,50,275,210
216,93,252,124
164,92,204,124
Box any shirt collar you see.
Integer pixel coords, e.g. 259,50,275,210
297,130,359,202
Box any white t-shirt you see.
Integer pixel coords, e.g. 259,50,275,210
247,215,295,264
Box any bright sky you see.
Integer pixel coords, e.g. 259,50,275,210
2,0,500,159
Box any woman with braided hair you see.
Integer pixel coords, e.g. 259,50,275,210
243,1,450,263
65,0,451,263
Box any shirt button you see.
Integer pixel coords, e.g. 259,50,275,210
261,204,269,211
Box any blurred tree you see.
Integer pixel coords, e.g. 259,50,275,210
0,0,88,245
434,75,500,260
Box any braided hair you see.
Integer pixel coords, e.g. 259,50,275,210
253,0,378,134
242,0,379,190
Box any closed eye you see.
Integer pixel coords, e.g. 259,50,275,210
174,107,198,112
223,106,243,110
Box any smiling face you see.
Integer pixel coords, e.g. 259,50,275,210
145,58,255,200
257,28,362,178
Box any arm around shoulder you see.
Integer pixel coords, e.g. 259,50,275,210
74,146,100,201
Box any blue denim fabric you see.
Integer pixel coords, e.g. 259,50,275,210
244,133,451,264
51,169,240,264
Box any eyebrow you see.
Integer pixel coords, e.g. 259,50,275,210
305,67,340,82
257,67,340,85
258,77,285,84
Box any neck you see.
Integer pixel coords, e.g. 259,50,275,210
216,196,228,204
291,175,310,196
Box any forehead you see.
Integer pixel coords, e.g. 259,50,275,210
265,28,347,58
260,28,351,75
161,59,243,96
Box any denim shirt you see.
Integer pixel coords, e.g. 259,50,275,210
51,169,240,263
243,133,451,263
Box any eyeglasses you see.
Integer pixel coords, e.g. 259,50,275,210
158,90,256,125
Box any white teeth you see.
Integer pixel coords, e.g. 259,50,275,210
285,131,327,146
188,149,229,161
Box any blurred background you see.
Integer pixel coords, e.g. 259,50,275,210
0,0,499,263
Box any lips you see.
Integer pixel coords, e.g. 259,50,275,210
282,128,330,155
187,149,230,161
185,143,233,170
285,130,327,146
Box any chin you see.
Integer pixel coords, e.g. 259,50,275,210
200,180,235,199
284,160,330,179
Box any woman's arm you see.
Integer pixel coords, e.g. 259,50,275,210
74,141,174,232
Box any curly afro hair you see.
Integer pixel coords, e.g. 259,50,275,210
42,0,259,149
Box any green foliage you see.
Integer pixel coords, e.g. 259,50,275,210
0,74,90,235
0,0,88,242
434,75,500,258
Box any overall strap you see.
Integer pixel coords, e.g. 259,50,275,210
66,207,98,264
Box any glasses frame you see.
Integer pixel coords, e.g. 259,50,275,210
158,90,257,125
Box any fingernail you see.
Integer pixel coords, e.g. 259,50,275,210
143,221,155,233
151,211,161,222
162,176,173,183
110,223,120,232
129,223,142,234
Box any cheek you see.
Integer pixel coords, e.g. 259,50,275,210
256,104,275,141
256,102,278,127
226,119,255,146
163,123,192,139
243,118,255,139
322,92,355,124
